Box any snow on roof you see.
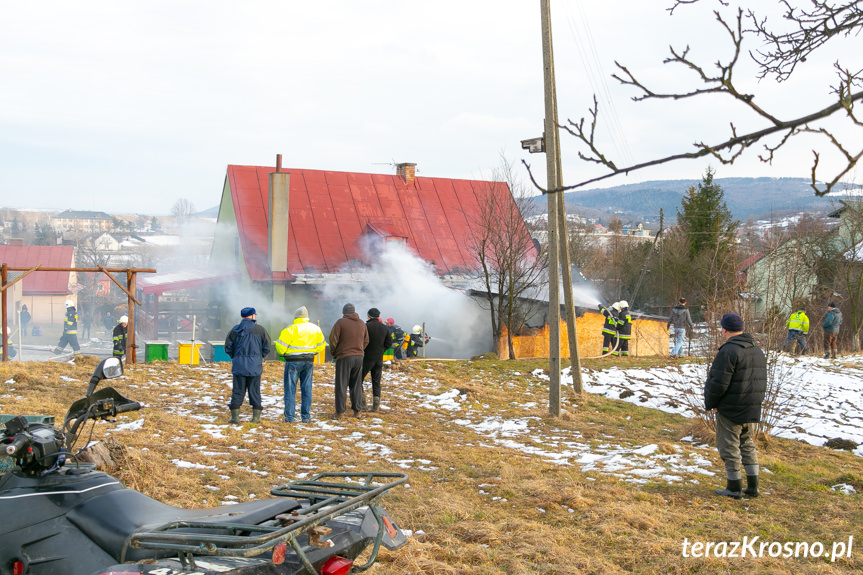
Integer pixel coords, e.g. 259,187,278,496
122,234,211,248
137,266,240,295
842,239,863,262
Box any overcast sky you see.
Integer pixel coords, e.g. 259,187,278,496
1,1,860,214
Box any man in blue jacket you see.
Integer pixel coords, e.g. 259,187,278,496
705,313,767,499
822,302,843,359
225,307,271,424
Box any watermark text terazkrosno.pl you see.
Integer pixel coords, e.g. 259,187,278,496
682,536,853,562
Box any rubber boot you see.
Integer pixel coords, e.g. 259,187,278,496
53,347,63,355
824,352,831,359
371,396,380,412
228,409,240,424
832,350,837,359
715,479,743,499
251,409,262,423
743,475,759,498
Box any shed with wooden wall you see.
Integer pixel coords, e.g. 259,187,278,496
498,310,669,359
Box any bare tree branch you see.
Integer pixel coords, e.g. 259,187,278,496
749,0,863,81
550,1,863,198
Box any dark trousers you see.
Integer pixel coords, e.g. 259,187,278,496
715,413,759,480
57,332,80,352
334,356,363,414
615,338,630,356
602,332,617,354
362,357,384,398
229,374,262,409
783,329,807,353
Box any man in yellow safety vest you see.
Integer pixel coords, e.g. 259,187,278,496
274,306,326,423
782,307,810,355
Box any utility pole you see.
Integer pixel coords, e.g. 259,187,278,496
540,0,583,411
541,0,561,416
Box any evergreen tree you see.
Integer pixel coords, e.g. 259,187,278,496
676,168,737,259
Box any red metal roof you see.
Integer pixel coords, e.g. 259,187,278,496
137,267,242,295
738,253,764,272
0,245,74,295
226,165,528,280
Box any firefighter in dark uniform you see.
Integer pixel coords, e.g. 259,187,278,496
405,325,430,358
614,300,633,357
599,302,620,356
53,300,81,355
113,315,128,361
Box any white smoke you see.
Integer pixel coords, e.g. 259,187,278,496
315,240,490,359
207,225,491,358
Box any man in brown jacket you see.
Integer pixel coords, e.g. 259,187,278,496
329,303,369,418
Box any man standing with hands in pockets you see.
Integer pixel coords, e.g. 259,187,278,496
705,312,767,499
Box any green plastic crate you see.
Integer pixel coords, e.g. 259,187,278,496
145,341,169,362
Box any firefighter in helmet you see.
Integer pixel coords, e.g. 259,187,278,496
405,324,430,358
613,301,633,356
598,302,619,356
53,300,81,355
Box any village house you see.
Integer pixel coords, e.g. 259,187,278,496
739,199,863,319
0,245,76,329
52,210,115,235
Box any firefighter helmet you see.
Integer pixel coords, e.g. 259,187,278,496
65,299,74,308
412,325,422,335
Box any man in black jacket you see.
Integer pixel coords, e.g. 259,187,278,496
362,308,393,412
705,312,767,499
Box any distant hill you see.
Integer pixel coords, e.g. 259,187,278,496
195,206,220,218
533,177,840,228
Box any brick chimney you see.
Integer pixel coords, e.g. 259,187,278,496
268,154,290,273
396,162,417,185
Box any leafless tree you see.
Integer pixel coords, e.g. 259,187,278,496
823,197,863,350
557,0,862,196
567,222,605,278
466,154,548,359
171,198,196,228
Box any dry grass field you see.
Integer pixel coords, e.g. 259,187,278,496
1,355,861,574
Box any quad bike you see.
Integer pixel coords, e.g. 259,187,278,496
0,357,407,575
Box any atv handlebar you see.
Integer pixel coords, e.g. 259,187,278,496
4,435,27,456
116,401,141,415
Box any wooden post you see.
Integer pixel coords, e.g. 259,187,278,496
1,264,7,362
127,271,137,363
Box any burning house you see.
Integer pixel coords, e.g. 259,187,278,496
206,158,527,358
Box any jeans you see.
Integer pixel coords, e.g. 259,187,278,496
782,329,807,353
671,327,686,356
284,361,313,422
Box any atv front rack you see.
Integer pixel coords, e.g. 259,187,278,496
127,471,408,573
